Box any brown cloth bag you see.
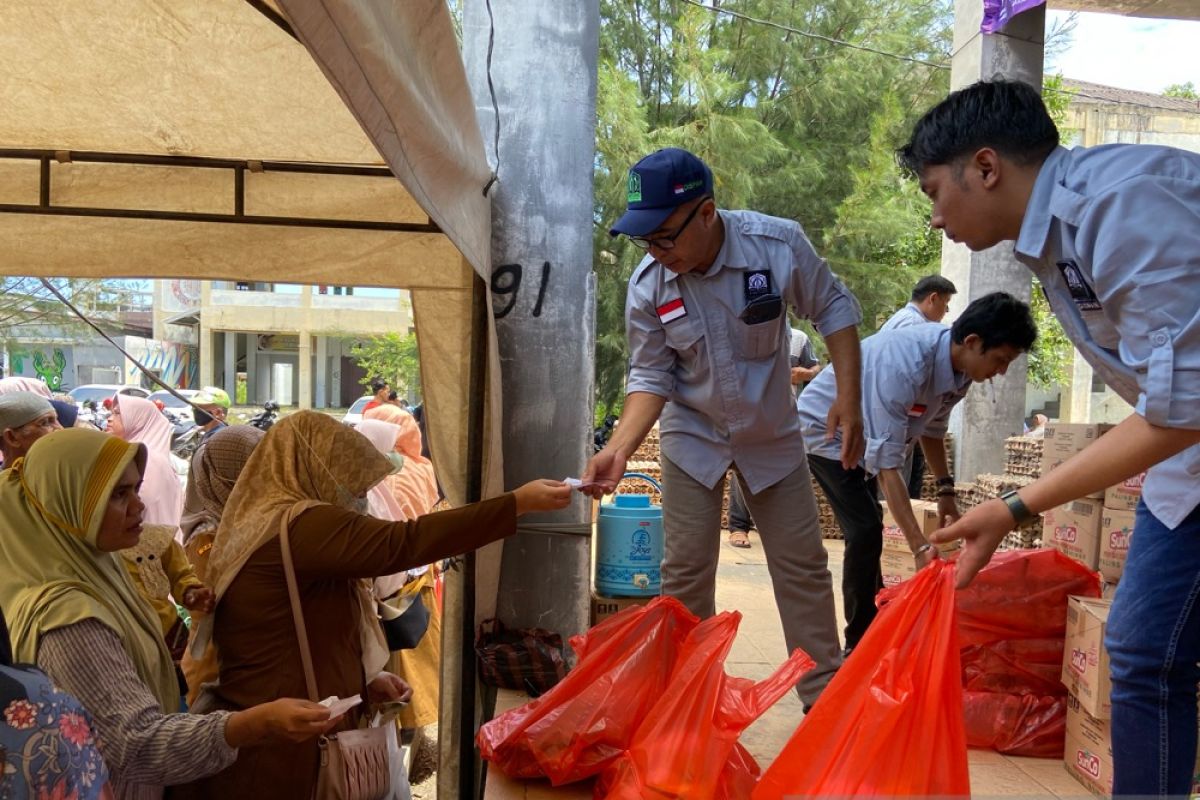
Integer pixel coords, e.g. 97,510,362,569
475,618,567,697
280,516,391,800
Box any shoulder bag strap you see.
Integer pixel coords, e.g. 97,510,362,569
279,509,320,703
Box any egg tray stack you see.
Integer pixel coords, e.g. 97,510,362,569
630,426,662,463
1004,436,1044,480
617,464,663,507
958,472,1043,550
917,435,957,502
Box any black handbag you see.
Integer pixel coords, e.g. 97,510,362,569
475,618,567,697
378,588,431,651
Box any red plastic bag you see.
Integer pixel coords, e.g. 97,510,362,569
477,596,698,784
595,610,814,800
954,548,1100,757
753,560,970,798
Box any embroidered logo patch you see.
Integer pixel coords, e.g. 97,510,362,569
627,172,642,203
656,298,687,324
744,270,772,301
1057,260,1102,312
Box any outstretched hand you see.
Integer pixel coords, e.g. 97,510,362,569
929,498,1013,588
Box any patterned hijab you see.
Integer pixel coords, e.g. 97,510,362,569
195,411,394,664
362,405,439,519
178,426,265,544
114,395,183,530
0,428,178,712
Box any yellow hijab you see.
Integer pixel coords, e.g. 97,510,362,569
0,428,178,712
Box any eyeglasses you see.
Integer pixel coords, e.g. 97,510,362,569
628,196,711,252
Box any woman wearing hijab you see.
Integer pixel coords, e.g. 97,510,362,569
356,417,444,733
0,428,339,800
176,426,265,704
178,411,570,799
362,403,440,518
0,376,52,398
108,396,183,529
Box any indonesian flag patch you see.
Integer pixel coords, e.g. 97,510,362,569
908,403,927,418
656,298,687,324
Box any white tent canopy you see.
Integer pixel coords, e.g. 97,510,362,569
0,0,504,507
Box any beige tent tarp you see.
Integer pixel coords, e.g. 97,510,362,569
0,0,503,509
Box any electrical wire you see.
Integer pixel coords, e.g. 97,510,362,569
482,0,501,196
677,0,950,70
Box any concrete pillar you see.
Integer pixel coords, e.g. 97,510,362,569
463,0,596,639
223,332,237,399
245,336,258,406
943,0,1044,481
298,331,313,410
315,336,328,408
1061,353,1094,422
199,326,216,389
457,2,597,796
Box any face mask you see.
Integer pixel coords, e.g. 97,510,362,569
386,452,405,474
335,484,370,515
193,408,214,426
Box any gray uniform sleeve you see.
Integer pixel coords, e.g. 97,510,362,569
624,278,676,398
862,358,921,476
783,228,862,337
37,619,237,788
1082,176,1200,430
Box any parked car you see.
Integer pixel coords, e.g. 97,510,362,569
68,384,151,405
148,388,200,410
341,396,373,428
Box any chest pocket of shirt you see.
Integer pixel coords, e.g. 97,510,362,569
664,317,704,353
735,317,782,360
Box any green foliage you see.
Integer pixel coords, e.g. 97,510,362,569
1,277,147,344
349,332,421,396
1027,279,1073,390
593,0,954,409
1163,81,1198,99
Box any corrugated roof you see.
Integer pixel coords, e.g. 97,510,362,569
1062,78,1200,114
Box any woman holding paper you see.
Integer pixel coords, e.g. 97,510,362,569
177,411,569,799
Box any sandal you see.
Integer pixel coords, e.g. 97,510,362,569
728,530,752,549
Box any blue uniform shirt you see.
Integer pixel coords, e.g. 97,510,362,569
625,209,861,493
1014,144,1200,529
798,325,969,475
878,302,933,332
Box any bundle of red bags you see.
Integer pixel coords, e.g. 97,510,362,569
955,548,1101,757
754,559,970,798
478,596,812,797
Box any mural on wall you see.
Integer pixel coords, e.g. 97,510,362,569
162,279,201,313
7,346,75,391
124,340,199,389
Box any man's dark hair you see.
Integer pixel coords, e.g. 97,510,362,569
370,377,388,393
912,275,958,302
951,291,1037,352
897,80,1059,176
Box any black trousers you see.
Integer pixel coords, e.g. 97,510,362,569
906,442,927,500
807,453,883,650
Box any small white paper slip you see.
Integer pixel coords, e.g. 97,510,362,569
319,694,364,718
564,477,600,491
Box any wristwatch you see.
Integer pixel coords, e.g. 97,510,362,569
999,490,1035,527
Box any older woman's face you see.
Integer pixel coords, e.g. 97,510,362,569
96,461,145,551
107,400,125,439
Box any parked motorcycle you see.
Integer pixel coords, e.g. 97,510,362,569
78,399,111,431
247,400,280,431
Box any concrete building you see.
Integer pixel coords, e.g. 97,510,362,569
156,280,412,409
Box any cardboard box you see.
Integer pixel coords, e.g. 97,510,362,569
1045,498,1103,570
1041,423,1115,498
1064,691,1113,797
1103,471,1145,512
1099,508,1135,583
881,500,958,555
880,549,917,588
589,590,648,626
1063,596,1112,719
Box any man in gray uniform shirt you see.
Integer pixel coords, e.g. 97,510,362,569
582,148,865,706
